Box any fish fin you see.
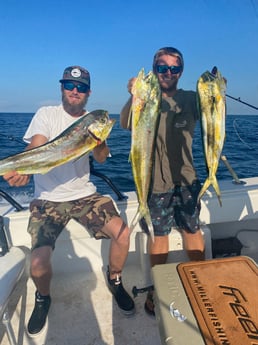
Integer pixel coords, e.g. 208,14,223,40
129,209,142,233
73,151,90,163
143,211,155,242
127,107,133,129
130,206,155,242
198,178,211,203
211,66,217,76
211,176,222,207
198,176,222,206
128,151,132,163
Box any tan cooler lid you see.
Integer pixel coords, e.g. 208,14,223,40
177,256,258,345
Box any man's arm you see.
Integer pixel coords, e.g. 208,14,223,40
120,97,132,129
93,141,110,163
120,77,137,130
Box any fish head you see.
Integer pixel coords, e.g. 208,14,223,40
197,69,226,111
131,69,161,118
87,110,116,143
132,69,160,100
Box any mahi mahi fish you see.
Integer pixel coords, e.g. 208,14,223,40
197,67,226,206
0,109,115,175
129,68,161,241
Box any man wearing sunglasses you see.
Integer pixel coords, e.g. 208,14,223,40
4,65,135,337
120,47,205,317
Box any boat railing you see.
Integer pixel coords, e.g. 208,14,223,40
89,156,128,200
0,190,24,212
0,216,9,256
0,156,127,214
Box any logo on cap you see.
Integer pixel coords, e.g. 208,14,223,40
71,68,82,78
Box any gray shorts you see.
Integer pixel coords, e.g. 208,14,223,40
140,180,201,236
28,193,120,250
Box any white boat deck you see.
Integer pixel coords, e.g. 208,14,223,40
0,197,167,345
0,263,161,345
0,209,211,345
1,179,258,345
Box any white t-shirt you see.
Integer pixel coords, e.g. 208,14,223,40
24,104,97,201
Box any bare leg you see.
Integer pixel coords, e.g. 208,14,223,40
27,246,53,335
30,246,53,296
182,229,205,261
102,216,130,279
144,235,169,316
148,235,169,267
103,216,135,315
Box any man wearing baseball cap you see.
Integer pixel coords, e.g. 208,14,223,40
60,65,91,87
4,65,135,337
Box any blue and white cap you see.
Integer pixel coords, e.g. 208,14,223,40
59,66,90,87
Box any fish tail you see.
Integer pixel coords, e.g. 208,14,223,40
212,175,222,207
143,210,155,242
130,209,142,233
198,176,222,206
130,206,155,242
198,178,211,203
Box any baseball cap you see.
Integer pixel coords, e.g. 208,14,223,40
152,47,184,71
59,66,90,88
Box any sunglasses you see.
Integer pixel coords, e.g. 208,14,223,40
156,65,182,74
62,81,89,93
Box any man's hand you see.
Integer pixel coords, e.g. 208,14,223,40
3,171,31,187
127,77,136,94
93,141,110,163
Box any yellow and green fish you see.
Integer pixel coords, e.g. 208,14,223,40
197,67,226,206
0,109,115,175
129,69,161,240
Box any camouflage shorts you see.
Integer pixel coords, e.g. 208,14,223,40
28,193,120,250
140,180,201,236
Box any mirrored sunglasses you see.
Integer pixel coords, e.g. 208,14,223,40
156,65,182,75
62,81,89,93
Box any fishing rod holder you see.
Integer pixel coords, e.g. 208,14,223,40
132,285,154,297
220,155,246,185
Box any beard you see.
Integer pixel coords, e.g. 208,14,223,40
160,84,177,93
62,93,88,116
159,78,178,94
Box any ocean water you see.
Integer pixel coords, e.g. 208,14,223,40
0,113,258,203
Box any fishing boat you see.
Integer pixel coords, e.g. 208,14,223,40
0,94,258,345
0,160,258,345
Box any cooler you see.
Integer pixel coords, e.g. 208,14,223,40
152,256,258,345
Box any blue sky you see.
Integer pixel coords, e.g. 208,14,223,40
0,0,258,115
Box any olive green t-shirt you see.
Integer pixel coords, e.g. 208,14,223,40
152,89,199,193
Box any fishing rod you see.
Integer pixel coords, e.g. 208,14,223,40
210,68,257,111
226,94,258,110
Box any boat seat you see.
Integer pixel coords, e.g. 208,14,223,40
0,246,26,345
